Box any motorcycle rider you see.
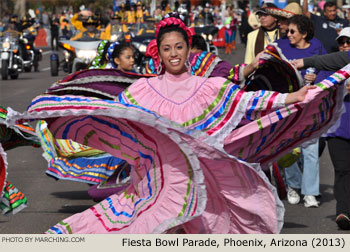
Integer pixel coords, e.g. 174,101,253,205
125,2,136,24
135,2,144,23
1,15,21,37
1,16,26,60
119,3,127,23
21,15,41,71
71,15,103,41
101,11,129,41
196,3,214,26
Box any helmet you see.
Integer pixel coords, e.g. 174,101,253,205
111,11,121,20
10,14,18,23
82,15,98,27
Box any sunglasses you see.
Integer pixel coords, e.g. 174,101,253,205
286,29,297,35
257,13,269,17
338,38,350,45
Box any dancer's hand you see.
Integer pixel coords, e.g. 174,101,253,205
291,59,305,69
285,85,317,104
243,51,264,78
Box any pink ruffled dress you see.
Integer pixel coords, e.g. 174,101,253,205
7,44,349,234
118,71,287,146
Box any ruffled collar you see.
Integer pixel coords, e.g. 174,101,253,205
163,71,192,82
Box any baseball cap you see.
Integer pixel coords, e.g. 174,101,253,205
336,27,350,40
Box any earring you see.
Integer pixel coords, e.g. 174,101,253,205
156,63,163,75
185,58,192,73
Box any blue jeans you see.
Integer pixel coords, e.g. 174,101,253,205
224,30,232,44
284,140,320,196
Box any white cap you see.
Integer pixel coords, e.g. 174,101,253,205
336,27,350,40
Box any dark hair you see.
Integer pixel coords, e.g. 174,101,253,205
112,42,134,62
288,15,314,42
191,34,207,51
156,25,189,51
101,41,111,65
324,2,336,11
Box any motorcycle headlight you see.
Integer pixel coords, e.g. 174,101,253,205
111,34,119,42
138,44,147,54
133,42,147,54
201,33,207,40
76,49,97,60
2,41,10,49
208,34,213,41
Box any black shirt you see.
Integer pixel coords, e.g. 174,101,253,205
311,13,349,53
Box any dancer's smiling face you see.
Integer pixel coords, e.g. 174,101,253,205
158,31,190,75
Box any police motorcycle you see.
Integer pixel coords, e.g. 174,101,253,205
193,24,219,55
50,16,101,76
128,17,156,73
0,32,22,80
21,24,42,72
193,9,219,55
109,12,127,43
50,38,100,76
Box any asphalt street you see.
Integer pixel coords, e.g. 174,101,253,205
0,43,348,234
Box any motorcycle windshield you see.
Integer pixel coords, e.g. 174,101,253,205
1,32,20,41
59,39,101,50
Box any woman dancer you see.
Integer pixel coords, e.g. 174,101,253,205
7,13,349,234
0,106,40,215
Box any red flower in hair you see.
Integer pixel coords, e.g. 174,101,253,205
146,39,161,69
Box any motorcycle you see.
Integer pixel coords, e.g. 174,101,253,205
194,25,219,55
22,26,42,72
50,38,100,76
0,33,23,80
127,19,156,74
109,23,127,43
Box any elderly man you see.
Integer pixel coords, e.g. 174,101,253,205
244,3,280,64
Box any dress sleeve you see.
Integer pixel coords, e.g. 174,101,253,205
244,90,288,121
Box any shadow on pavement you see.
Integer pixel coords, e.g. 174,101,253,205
318,184,334,204
51,191,91,200
58,204,92,214
282,222,308,229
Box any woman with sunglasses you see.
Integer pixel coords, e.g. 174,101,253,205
275,15,330,209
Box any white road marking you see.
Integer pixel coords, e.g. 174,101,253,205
42,51,52,55
41,67,50,71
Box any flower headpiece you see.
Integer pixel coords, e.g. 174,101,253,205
155,12,192,46
107,41,120,68
90,40,109,69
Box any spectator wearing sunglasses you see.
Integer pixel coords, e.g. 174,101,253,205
274,15,331,209
244,3,280,64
